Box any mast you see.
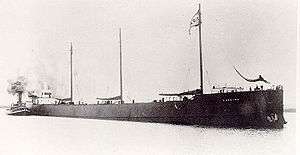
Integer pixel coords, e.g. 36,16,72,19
70,42,73,103
198,3,203,94
119,28,123,104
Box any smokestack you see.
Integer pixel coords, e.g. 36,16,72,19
17,92,22,104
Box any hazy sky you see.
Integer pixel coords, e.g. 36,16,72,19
0,0,297,108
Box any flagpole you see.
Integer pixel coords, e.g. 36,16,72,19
198,3,203,94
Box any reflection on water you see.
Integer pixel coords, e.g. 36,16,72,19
0,109,295,155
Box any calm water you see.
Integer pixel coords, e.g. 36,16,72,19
0,109,295,155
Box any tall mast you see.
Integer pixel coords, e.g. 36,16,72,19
70,42,73,103
198,3,203,94
119,28,123,104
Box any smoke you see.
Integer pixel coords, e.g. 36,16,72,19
35,72,60,97
38,80,55,92
26,49,63,98
7,76,28,95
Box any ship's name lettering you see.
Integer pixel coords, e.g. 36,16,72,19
222,98,240,102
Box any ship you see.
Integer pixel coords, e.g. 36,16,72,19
27,4,285,129
7,87,31,116
7,103,30,116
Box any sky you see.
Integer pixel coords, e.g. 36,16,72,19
0,0,297,108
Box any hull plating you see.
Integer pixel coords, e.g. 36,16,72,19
30,89,285,129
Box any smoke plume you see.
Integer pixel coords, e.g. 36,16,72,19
7,76,28,95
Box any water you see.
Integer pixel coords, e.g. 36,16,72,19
0,109,295,155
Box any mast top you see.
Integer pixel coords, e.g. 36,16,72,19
70,42,73,53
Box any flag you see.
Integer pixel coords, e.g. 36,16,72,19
188,9,200,35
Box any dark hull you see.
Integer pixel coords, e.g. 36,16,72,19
30,89,285,129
